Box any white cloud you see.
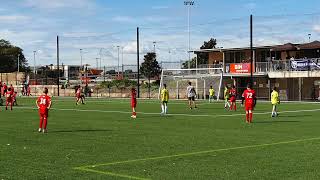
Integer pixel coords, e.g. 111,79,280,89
144,16,169,22
313,25,320,33
244,2,256,11
151,6,169,10
111,16,136,23
62,32,105,38
0,15,30,22
23,0,94,9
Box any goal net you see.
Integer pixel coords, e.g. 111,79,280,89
158,68,224,100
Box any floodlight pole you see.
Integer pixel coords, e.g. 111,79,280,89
137,27,140,98
96,58,99,69
17,54,20,73
33,51,36,75
153,41,156,53
308,33,311,42
250,14,253,84
80,49,83,70
99,48,102,70
121,47,124,74
17,54,20,85
57,35,60,96
184,1,194,69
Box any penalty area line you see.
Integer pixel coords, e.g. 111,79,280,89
76,136,320,170
13,106,320,118
73,167,150,180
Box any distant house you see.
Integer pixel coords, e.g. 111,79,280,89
191,41,320,101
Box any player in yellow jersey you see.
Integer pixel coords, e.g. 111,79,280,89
209,86,215,103
224,85,230,109
271,87,280,117
161,84,169,115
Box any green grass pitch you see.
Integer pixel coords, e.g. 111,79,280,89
1,97,320,179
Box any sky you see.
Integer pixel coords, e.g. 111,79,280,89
1,0,320,67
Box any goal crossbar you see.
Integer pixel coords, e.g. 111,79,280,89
158,68,224,100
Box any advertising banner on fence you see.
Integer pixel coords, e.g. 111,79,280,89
229,63,253,73
291,59,320,71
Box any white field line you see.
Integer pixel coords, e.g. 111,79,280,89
23,99,320,106
16,96,320,105
12,106,320,118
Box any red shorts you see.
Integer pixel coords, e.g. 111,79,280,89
131,101,137,108
230,96,236,102
6,97,12,103
39,109,48,119
245,103,254,111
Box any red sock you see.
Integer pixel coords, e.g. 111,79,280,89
133,112,136,116
10,103,13,110
234,104,237,111
39,117,43,129
249,113,253,122
246,113,249,121
230,104,233,110
43,118,48,129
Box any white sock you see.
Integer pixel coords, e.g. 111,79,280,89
165,105,168,114
161,104,164,113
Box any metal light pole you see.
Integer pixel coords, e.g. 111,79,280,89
153,41,156,53
16,54,20,85
121,47,124,74
250,14,253,84
33,51,36,75
308,33,311,42
184,1,194,69
17,54,20,73
96,58,99,69
117,46,120,76
99,48,102,70
80,49,83,70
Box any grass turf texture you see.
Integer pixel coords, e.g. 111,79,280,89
1,97,320,180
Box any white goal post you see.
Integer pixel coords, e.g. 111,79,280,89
158,68,224,100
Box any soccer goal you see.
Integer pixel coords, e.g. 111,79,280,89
158,68,224,100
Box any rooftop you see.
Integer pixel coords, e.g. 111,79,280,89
190,41,320,53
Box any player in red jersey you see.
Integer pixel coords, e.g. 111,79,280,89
229,85,237,111
5,88,13,110
27,85,31,96
131,88,137,118
3,83,7,96
9,84,14,92
75,85,85,105
241,83,257,124
0,81,2,98
36,88,52,133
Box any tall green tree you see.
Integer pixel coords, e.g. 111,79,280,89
182,57,197,68
140,52,161,97
0,39,29,73
182,38,217,68
140,52,161,82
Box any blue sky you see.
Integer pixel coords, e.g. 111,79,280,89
0,0,320,67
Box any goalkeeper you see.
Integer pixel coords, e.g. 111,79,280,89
160,84,169,115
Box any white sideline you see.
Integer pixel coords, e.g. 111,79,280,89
48,100,320,106
12,106,320,118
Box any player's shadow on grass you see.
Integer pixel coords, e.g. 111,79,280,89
278,114,312,118
49,129,113,133
254,120,300,124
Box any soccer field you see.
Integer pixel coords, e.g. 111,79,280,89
1,98,320,180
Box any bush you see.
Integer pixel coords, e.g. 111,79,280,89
99,79,137,88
